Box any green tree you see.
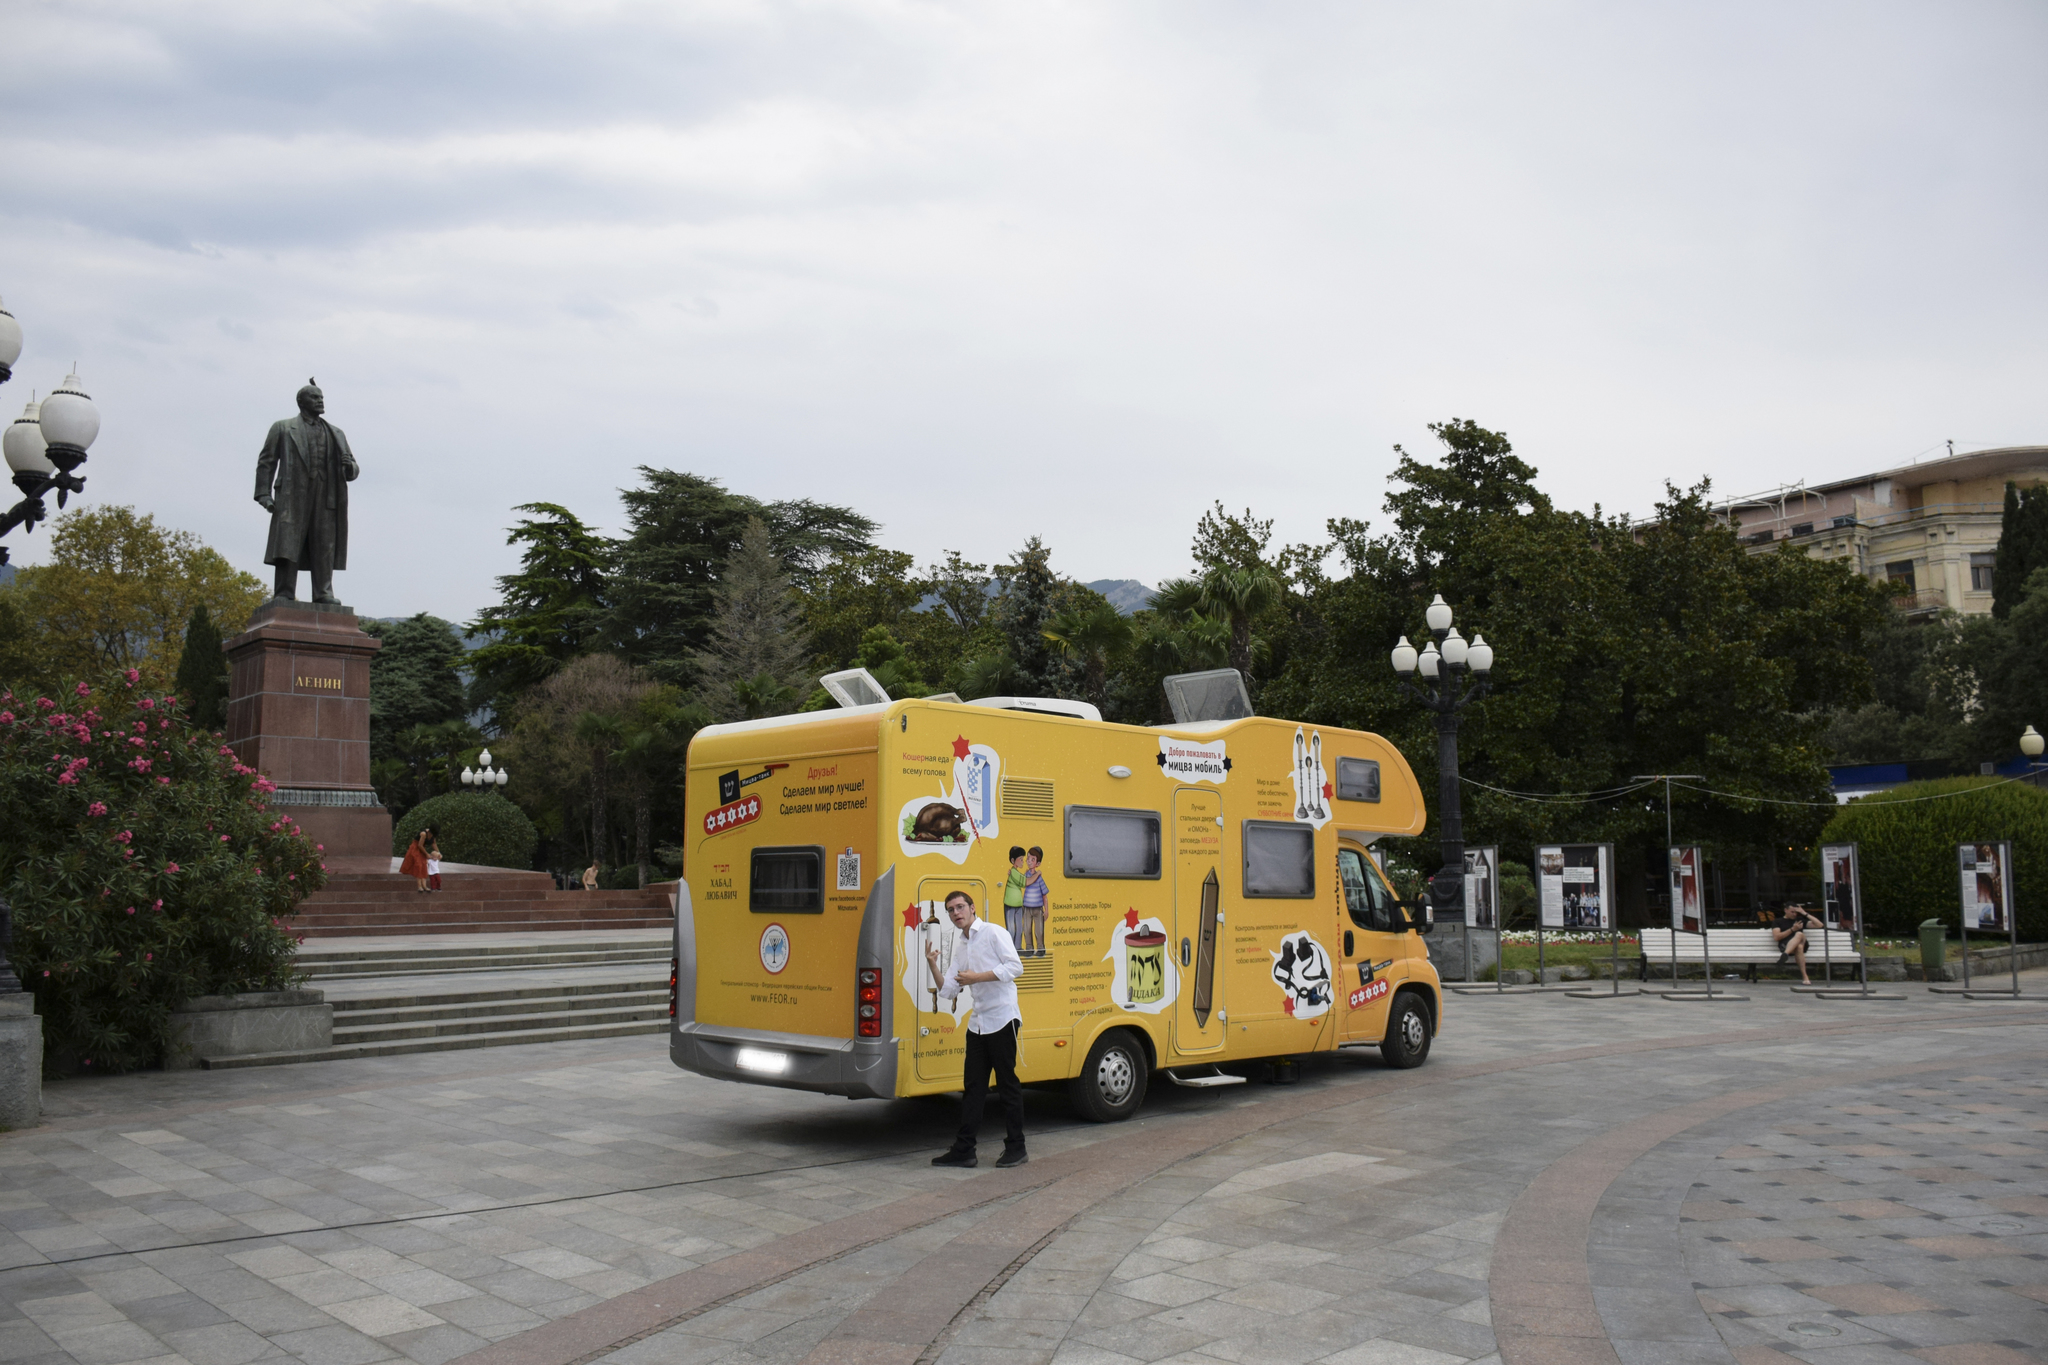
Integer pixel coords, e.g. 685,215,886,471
1044,600,1134,712
574,710,625,872
467,502,611,726
607,689,710,887
1992,482,2048,619
692,517,811,722
1962,567,2048,761
1822,611,1988,765
391,718,483,815
853,626,929,699
605,470,875,686
366,615,470,777
928,551,994,634
1157,566,1282,681
172,605,229,731
2,506,264,693
1263,428,1887,908
1383,419,1545,589
499,653,650,870
801,547,926,677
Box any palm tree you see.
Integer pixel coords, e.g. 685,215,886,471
1043,601,1135,712
960,652,1028,700
1195,566,1282,678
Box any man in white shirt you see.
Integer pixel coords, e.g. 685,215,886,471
926,890,1027,1168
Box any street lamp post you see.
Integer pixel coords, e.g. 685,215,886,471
1390,594,1495,927
461,747,510,791
0,290,102,565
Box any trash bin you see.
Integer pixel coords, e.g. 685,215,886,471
1919,919,1947,971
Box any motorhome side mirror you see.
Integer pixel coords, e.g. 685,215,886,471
1400,902,1435,935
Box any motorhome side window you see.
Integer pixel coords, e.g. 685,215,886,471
1338,847,1395,932
1242,821,1315,897
751,846,825,913
1336,757,1380,802
1064,806,1162,879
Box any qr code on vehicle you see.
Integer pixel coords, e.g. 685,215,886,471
836,851,861,891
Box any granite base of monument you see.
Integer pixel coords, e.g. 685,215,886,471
223,600,392,858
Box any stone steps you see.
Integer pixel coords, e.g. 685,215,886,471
205,935,674,1068
297,942,669,980
290,870,673,937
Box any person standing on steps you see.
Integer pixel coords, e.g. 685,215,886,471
400,830,429,894
426,828,443,892
926,890,1027,1169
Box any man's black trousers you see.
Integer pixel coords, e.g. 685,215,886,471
955,1019,1024,1153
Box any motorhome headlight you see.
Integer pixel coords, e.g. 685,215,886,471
735,1047,790,1075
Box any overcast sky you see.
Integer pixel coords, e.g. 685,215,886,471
2,1,2042,621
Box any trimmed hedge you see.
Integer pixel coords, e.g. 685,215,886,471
1818,777,2048,940
394,792,538,871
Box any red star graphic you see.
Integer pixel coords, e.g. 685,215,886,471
1123,907,1140,930
1283,996,1297,1016
1322,780,1334,801
903,904,922,928
951,735,971,760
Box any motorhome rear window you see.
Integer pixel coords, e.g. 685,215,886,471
1064,806,1161,879
1336,757,1381,803
1242,821,1315,897
750,846,825,913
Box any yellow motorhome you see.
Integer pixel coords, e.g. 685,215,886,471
670,689,1440,1120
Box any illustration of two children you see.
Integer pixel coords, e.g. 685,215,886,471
1004,845,1048,956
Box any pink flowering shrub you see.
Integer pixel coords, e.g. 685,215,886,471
0,677,325,1074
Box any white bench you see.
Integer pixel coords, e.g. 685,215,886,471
1638,928,1862,981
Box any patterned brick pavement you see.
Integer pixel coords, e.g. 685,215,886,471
2,984,2044,1365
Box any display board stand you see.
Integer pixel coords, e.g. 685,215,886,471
1936,841,2024,999
1566,923,1641,998
1963,906,2024,998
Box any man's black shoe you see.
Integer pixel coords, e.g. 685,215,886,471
995,1148,1028,1169
931,1150,977,1168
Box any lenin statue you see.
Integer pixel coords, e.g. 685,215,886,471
255,379,358,603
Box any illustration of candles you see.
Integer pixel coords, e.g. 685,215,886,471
964,751,994,831
1309,733,1326,819
1124,924,1167,1005
1294,731,1309,818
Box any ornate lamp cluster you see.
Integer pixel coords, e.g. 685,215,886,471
0,298,103,566
461,747,510,790
1390,594,1498,920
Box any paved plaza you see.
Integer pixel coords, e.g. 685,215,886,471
3,979,2046,1365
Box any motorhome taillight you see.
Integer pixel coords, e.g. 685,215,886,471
856,967,881,1037
669,956,678,1019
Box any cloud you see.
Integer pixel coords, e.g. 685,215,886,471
0,0,2043,621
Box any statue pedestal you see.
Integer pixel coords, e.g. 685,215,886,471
223,600,392,860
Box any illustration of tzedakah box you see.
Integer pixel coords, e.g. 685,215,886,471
1124,927,1167,1005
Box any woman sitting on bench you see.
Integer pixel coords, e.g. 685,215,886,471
1771,902,1825,984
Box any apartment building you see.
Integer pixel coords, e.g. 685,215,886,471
1722,445,2048,617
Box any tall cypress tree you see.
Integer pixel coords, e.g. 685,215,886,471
1992,482,2048,619
174,605,229,730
